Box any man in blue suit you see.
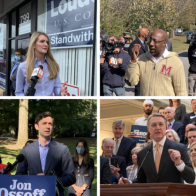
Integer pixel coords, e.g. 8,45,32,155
16,111,76,196
164,107,185,143
112,120,136,166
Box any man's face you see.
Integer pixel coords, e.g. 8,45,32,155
158,109,165,116
109,37,117,44
102,141,114,158
148,116,166,142
15,52,22,58
188,131,196,145
149,32,166,57
185,124,195,137
143,104,153,115
35,117,53,139
192,100,196,112
112,125,124,139
164,107,175,121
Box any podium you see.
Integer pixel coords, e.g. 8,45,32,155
100,183,196,196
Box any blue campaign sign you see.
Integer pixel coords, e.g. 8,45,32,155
46,0,94,48
131,125,148,144
0,175,56,196
0,72,6,89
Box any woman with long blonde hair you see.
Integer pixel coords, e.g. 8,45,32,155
15,31,67,96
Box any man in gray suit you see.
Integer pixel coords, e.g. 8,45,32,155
119,113,195,184
16,111,76,196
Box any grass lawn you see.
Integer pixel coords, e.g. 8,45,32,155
0,137,97,196
170,35,190,53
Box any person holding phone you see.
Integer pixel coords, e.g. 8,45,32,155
68,139,94,196
101,138,127,184
15,31,67,96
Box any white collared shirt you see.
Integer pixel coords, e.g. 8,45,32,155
134,116,148,126
150,48,171,64
113,135,123,154
138,37,144,44
152,136,185,172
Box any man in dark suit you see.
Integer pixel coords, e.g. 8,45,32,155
164,107,185,143
166,38,173,51
101,138,127,184
16,111,76,196
119,113,195,184
183,99,196,127
100,156,111,184
128,28,149,96
112,119,136,166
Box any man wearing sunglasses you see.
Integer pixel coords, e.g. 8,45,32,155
125,29,187,96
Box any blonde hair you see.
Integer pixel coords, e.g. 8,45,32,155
26,31,59,83
190,141,196,168
165,129,180,143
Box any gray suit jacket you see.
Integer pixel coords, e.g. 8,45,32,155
133,138,195,183
16,139,76,196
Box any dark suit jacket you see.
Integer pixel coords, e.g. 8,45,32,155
16,139,76,196
128,37,148,59
111,154,127,182
167,39,173,51
100,156,111,184
183,112,196,127
132,138,195,183
116,136,136,166
172,121,185,143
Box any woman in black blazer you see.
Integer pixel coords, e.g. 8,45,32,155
68,139,94,196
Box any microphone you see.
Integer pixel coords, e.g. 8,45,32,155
50,169,65,189
134,149,151,179
24,65,44,96
2,154,25,174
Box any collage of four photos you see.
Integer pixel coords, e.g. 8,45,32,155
1,0,196,196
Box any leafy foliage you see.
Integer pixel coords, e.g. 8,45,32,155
0,100,97,138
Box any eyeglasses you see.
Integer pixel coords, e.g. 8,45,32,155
149,38,166,45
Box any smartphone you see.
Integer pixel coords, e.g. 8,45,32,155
111,157,118,167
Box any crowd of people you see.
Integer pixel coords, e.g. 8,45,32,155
100,99,196,185
100,27,189,96
0,111,94,196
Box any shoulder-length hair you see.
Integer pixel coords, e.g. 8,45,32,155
169,99,181,108
73,139,91,167
26,31,59,83
190,141,196,168
165,129,180,143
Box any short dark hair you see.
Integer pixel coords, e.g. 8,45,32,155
188,128,196,134
158,106,166,113
35,111,53,124
25,140,34,146
15,50,22,54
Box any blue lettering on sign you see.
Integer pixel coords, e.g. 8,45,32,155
46,0,94,48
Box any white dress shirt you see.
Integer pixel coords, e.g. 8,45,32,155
134,116,148,126
150,48,170,64
113,135,123,155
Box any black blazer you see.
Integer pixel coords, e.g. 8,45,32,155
132,138,195,183
116,136,136,166
128,37,148,59
100,156,111,184
183,112,196,127
172,121,185,143
16,139,76,196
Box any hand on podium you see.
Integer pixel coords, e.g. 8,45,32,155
118,177,131,184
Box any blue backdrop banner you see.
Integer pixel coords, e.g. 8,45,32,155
0,175,56,196
46,0,94,48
